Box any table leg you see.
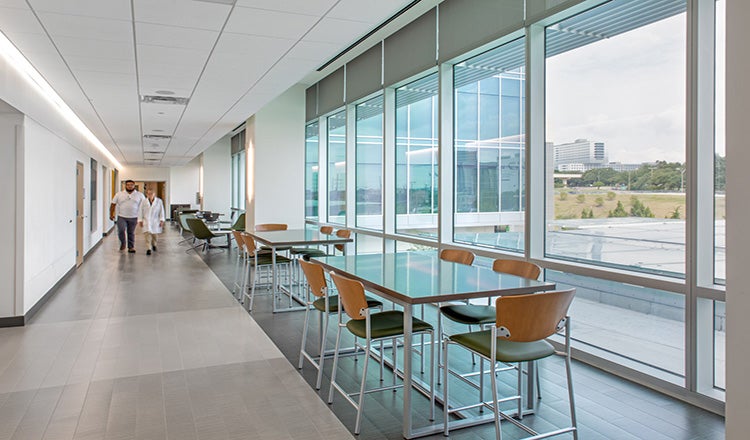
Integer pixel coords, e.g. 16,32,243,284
403,305,413,438
271,246,278,312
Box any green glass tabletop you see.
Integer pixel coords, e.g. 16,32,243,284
312,252,555,305
247,228,352,247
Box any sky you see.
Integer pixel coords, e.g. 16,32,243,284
545,3,725,164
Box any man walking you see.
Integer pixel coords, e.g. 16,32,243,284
110,180,145,253
138,188,165,255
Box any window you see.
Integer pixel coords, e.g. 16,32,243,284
713,300,726,390
545,0,687,277
305,122,319,219
90,158,97,232
453,38,526,251
231,130,246,212
356,95,383,230
547,269,685,383
396,73,439,238
714,0,726,284
327,110,346,224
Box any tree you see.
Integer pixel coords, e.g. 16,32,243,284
630,196,654,218
606,191,616,201
559,191,568,201
595,196,604,207
609,201,628,217
576,194,586,203
669,206,681,219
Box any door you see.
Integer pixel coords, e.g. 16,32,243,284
76,161,84,267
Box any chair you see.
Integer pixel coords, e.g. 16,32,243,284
231,212,245,231
177,213,197,243
240,233,292,311
332,229,351,255
438,259,542,379
442,289,577,440
297,260,382,389
439,249,475,265
185,218,231,252
327,271,434,435
231,230,247,299
290,226,334,259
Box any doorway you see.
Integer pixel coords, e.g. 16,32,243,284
122,181,167,207
76,161,84,267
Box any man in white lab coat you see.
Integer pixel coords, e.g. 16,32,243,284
138,188,165,255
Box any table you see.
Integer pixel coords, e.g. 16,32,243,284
312,252,556,439
246,228,353,312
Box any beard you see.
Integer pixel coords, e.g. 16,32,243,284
126,188,134,193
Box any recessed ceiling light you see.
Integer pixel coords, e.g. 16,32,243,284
153,129,164,132
157,112,165,115
155,90,175,95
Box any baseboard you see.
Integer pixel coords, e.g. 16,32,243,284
103,225,115,237
22,265,76,325
84,235,105,258
0,316,24,328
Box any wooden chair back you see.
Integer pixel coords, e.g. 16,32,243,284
492,259,541,280
495,289,576,342
329,272,368,320
255,223,288,231
299,260,327,298
320,225,334,235
440,249,475,266
334,229,351,252
231,230,245,252
240,233,259,256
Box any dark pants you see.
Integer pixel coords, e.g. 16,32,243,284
117,216,138,249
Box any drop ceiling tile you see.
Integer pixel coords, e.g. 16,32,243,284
37,12,132,42
234,0,336,16
66,55,136,75
0,0,28,9
225,7,318,40
327,0,408,23
137,44,210,70
286,39,341,61
135,22,219,51
54,35,134,60
214,32,294,57
0,7,44,35
28,0,132,20
133,0,231,31
304,17,371,44
75,70,136,88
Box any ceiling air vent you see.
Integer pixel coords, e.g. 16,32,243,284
140,95,189,105
143,134,172,140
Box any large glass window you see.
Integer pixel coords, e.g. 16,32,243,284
453,38,526,251
545,0,687,277
305,122,319,219
327,111,346,224
396,73,439,238
547,269,685,383
714,0,726,284
356,95,383,230
231,130,246,212
714,300,726,390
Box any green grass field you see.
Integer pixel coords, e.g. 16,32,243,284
553,188,725,220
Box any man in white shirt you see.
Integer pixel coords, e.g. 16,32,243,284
110,180,145,253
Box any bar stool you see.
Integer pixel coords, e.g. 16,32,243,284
327,271,435,435
442,288,578,440
240,233,292,311
297,260,382,389
230,230,247,300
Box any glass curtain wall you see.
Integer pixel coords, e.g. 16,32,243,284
396,73,439,238
305,122,319,219
453,37,526,252
327,110,347,224
714,0,726,283
356,95,384,230
545,0,687,277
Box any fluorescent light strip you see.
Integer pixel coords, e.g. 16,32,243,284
0,31,124,169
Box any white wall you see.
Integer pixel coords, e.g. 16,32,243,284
169,157,201,210
0,110,22,318
725,0,748,437
201,135,231,215
22,117,97,313
252,85,306,228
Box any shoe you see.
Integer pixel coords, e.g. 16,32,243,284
146,250,152,255
128,249,136,253
120,245,125,251
152,246,157,252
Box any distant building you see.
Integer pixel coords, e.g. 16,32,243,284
554,139,608,170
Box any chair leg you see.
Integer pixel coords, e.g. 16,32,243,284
443,340,450,436
479,356,485,413
354,338,371,435
517,362,523,420
490,354,502,440
429,330,435,421
328,324,344,404
566,354,578,440
316,311,329,390
298,305,310,369
436,312,443,385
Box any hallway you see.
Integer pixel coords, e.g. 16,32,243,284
0,228,352,440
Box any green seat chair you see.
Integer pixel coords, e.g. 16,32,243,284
185,218,231,252
297,259,383,390
442,288,578,440
239,233,292,311
231,212,245,231
327,271,434,435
